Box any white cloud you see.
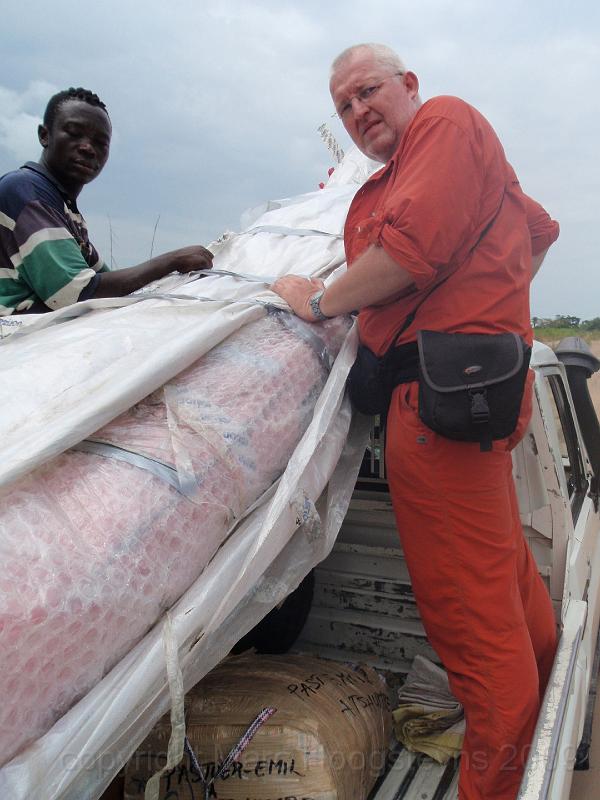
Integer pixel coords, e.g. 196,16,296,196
0,81,56,162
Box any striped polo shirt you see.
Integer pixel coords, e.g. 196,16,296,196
0,162,108,315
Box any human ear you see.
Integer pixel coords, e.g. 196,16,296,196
404,71,420,99
38,124,49,148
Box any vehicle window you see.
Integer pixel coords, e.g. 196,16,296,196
545,373,588,519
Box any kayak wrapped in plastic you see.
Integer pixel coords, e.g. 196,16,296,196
0,311,351,767
0,145,378,800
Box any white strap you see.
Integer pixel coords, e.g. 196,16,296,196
144,614,186,800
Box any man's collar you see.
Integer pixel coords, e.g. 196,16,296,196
22,161,76,206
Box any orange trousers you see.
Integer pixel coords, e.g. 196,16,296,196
386,383,557,800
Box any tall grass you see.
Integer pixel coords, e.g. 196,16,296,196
534,328,600,348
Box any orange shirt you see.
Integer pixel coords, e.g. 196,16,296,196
345,96,559,356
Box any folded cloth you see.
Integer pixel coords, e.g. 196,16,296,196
393,655,465,763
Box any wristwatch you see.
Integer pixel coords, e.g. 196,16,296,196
309,290,330,321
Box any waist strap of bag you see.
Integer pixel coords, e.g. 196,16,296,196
381,341,419,387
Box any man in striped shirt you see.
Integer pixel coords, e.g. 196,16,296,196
0,87,213,315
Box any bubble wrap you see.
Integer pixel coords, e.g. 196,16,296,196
0,313,349,767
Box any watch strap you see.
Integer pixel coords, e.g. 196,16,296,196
309,290,329,321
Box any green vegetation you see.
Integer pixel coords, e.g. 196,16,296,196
532,316,600,345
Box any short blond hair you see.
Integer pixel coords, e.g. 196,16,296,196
330,43,407,78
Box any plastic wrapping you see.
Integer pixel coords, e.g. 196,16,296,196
0,362,370,800
0,313,352,766
0,146,377,799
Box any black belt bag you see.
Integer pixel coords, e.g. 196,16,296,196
347,330,530,452
417,330,531,451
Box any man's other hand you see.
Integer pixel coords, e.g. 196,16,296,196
170,245,214,273
91,245,214,299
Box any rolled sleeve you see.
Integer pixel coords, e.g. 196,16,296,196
379,220,438,288
523,193,560,255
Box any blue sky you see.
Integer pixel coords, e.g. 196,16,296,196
1,0,598,318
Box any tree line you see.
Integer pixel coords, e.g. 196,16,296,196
532,315,600,331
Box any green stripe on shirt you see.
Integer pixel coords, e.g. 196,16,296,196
18,237,98,305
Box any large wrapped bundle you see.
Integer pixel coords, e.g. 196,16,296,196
124,654,392,800
0,314,349,767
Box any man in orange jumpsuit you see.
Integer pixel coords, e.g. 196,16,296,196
272,43,560,799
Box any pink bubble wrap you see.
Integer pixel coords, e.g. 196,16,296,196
0,314,348,766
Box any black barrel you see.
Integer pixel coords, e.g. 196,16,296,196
555,337,600,499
